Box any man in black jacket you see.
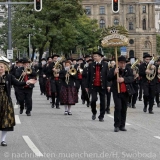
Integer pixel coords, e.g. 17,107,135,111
139,53,156,114
15,58,37,116
107,56,134,132
85,51,109,122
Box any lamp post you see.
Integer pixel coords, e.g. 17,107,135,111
8,0,12,50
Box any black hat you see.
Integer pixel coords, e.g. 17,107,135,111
118,56,126,62
22,58,30,63
52,54,59,58
47,56,52,61
143,53,152,58
76,58,83,62
102,58,109,62
41,58,46,61
84,55,91,59
92,51,104,57
17,59,23,63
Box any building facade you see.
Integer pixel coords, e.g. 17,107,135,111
82,0,157,60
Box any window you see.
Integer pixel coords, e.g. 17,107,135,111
100,19,105,28
129,22,134,30
129,39,134,44
99,6,105,15
129,50,134,58
114,19,119,25
142,6,146,13
0,16,3,22
85,6,91,15
129,5,133,13
142,19,146,30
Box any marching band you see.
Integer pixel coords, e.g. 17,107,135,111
1,51,160,146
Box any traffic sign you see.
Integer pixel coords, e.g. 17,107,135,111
7,49,13,59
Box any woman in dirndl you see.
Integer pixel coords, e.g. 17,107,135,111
0,56,37,146
59,60,78,115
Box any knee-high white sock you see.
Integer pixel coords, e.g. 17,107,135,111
1,131,7,142
68,105,71,112
65,105,68,111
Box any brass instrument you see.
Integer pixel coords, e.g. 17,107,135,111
131,59,140,79
146,57,157,81
65,65,77,84
18,66,32,81
53,56,65,76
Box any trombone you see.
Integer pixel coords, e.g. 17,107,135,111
18,67,32,81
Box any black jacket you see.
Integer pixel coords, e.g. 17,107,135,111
139,62,157,85
59,69,77,87
107,66,134,95
15,67,37,88
3,74,26,97
86,61,109,90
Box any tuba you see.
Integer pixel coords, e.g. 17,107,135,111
146,57,157,81
131,59,140,79
53,56,65,76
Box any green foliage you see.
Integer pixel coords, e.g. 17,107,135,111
156,34,160,55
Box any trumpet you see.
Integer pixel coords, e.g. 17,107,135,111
65,65,77,84
18,67,32,81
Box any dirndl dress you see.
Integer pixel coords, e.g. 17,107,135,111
0,84,15,131
60,86,78,105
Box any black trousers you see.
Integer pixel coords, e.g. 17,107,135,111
51,80,61,106
76,79,85,100
105,89,111,111
128,83,139,106
18,88,33,113
113,92,128,128
90,86,105,119
39,76,46,94
138,80,143,100
142,84,156,111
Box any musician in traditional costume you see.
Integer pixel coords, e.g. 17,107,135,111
0,56,36,146
59,61,78,115
15,58,37,116
38,58,47,95
85,51,109,122
139,53,157,114
107,56,134,132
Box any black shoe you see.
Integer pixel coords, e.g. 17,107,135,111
68,112,72,115
149,111,154,114
132,105,136,109
143,107,147,112
106,110,110,114
27,113,31,116
139,99,142,101
64,111,68,115
51,104,55,108
114,127,119,132
40,93,43,95
119,127,127,131
1,141,7,146
128,103,131,108
56,105,60,109
47,97,49,100
19,109,23,114
99,118,104,122
87,102,90,107
92,114,96,120
82,100,85,104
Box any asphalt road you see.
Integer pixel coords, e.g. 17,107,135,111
0,83,160,160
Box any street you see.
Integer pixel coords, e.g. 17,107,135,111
0,83,160,160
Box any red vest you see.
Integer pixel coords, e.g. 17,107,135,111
24,75,29,88
78,72,82,80
120,82,127,93
93,65,101,86
54,77,59,81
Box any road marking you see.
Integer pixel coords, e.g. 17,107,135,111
23,136,43,157
14,103,19,109
15,115,21,124
107,115,131,126
154,136,160,140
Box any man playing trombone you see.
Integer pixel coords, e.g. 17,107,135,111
15,58,37,116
